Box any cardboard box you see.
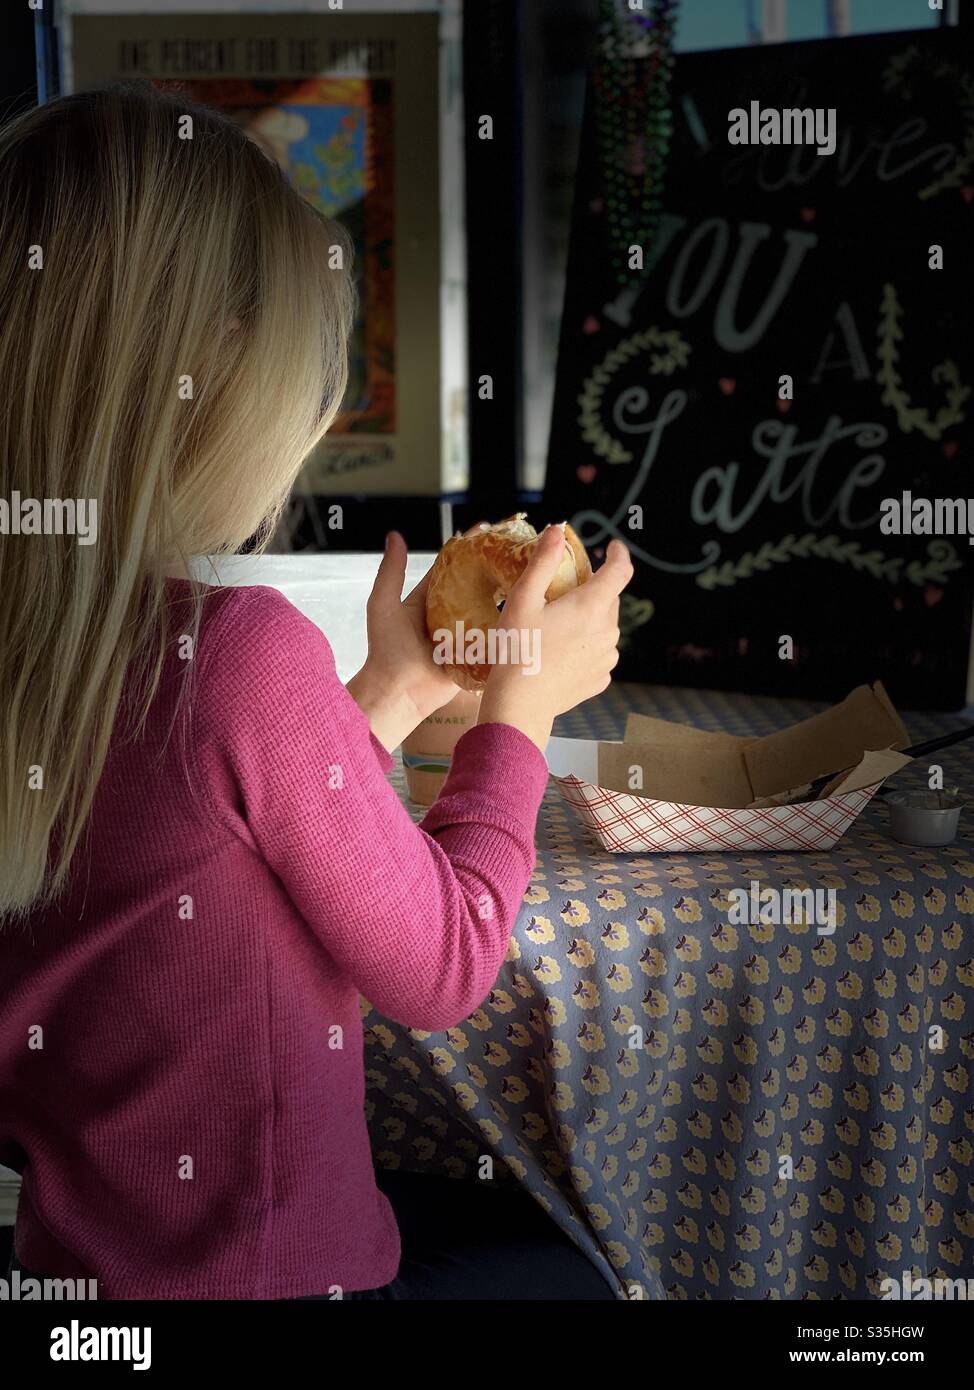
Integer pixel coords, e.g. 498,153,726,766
546,683,913,853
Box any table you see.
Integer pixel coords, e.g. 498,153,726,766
364,683,974,1300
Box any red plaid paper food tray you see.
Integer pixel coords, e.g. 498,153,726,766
551,774,881,853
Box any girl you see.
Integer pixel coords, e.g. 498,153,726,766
0,83,631,1300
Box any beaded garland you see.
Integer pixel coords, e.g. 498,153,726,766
594,0,680,286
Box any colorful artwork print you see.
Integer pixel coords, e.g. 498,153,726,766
155,77,395,437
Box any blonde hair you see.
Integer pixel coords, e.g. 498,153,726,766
0,81,356,919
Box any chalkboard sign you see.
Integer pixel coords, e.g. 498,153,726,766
545,30,973,709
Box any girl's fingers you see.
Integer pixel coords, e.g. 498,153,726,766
404,564,435,606
590,538,635,595
510,526,566,610
369,531,407,609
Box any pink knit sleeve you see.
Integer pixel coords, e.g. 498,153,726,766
194,586,549,1031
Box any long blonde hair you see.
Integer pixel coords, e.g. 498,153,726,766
0,81,355,919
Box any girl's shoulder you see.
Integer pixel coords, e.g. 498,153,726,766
166,577,321,646
166,578,339,710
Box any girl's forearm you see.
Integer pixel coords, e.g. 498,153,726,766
345,667,423,753
349,665,555,758
477,677,553,755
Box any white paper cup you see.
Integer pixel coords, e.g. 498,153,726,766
401,689,483,806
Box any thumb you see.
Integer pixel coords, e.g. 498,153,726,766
509,525,567,611
369,530,407,611
590,537,635,595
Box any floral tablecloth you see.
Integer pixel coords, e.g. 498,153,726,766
363,685,974,1300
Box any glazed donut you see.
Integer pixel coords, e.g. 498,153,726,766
425,513,592,690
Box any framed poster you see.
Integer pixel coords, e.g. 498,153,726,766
544,27,973,709
67,8,462,498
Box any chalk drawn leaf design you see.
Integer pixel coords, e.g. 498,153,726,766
883,48,974,199
876,285,970,442
905,541,963,586
695,536,959,590
577,326,692,465
618,594,656,650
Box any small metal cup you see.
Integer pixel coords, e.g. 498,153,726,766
886,793,963,847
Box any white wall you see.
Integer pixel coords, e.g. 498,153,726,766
193,552,437,683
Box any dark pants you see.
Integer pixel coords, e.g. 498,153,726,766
322,1169,618,1300
6,1172,618,1301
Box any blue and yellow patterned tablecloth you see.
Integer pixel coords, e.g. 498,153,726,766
364,685,974,1300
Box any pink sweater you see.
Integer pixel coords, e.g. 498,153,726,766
0,581,550,1299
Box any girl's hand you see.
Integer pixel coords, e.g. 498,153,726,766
478,530,634,752
346,531,460,751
